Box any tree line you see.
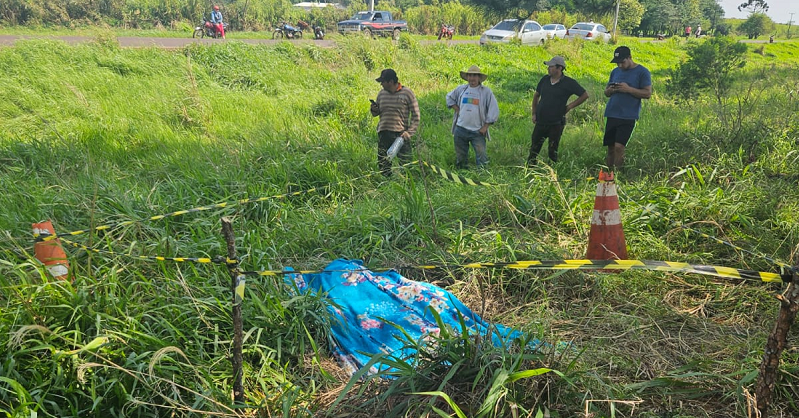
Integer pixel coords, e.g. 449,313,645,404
0,0,775,37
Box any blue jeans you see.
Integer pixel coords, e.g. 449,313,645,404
453,125,488,168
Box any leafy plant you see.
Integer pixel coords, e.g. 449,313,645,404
668,35,747,101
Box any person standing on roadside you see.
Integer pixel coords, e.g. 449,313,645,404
602,46,652,171
445,65,499,169
527,56,589,166
210,5,225,39
370,69,421,177
695,25,702,38
685,25,691,38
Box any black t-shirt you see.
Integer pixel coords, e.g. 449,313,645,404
535,75,586,125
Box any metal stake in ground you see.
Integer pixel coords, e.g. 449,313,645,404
221,217,245,405
755,269,798,417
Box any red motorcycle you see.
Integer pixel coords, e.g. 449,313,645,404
193,20,227,39
437,24,454,40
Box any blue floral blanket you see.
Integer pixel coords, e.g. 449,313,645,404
286,259,537,376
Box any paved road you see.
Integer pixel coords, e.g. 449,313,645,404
0,35,479,48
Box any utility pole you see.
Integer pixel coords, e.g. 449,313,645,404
612,0,621,39
788,13,795,39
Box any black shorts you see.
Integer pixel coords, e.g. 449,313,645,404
603,117,636,147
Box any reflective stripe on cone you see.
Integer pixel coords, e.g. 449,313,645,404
586,171,627,260
32,220,70,279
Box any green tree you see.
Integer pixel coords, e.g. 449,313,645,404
714,21,731,35
463,0,541,17
679,0,702,28
737,0,768,13
699,0,724,33
639,0,679,36
616,0,644,32
738,12,772,39
572,0,615,16
668,35,747,101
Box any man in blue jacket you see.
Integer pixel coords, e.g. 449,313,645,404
446,65,499,169
210,5,225,39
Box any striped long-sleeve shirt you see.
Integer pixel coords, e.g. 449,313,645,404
373,85,420,137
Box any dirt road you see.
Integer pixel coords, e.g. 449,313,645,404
0,35,479,48
0,35,340,48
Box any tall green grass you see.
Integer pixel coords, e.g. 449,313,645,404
1,35,798,417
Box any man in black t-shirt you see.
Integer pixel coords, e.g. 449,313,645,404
528,56,589,165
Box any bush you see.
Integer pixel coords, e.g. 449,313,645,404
667,35,747,100
715,22,731,36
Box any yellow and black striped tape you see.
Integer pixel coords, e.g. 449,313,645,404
35,161,420,243
679,225,794,273
54,235,791,284
422,161,495,187
242,259,790,284
635,206,795,275
59,237,233,265
235,275,246,303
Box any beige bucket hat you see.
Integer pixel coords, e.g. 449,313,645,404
460,65,488,82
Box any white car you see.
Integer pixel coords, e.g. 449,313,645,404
542,23,567,39
479,19,547,46
566,22,611,42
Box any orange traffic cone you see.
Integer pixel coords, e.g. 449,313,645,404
32,220,70,279
586,170,627,260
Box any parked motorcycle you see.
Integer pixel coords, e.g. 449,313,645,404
193,20,227,39
437,24,455,40
273,22,302,39
313,25,325,40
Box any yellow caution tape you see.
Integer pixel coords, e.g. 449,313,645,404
422,161,495,186
35,161,420,243
57,233,790,285
60,237,219,264
242,259,789,284
38,160,498,245
634,206,794,275
234,275,246,303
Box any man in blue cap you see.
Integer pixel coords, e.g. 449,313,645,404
602,46,652,171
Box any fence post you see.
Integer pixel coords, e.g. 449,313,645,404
755,270,799,417
221,217,245,405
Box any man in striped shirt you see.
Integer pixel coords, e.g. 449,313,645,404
370,69,421,177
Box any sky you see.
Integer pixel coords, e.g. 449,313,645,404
719,0,797,23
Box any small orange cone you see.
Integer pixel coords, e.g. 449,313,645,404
586,170,628,260
32,220,70,279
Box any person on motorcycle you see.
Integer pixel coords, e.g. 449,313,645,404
210,5,225,39
313,24,325,40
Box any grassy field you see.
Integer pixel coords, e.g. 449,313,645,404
1,34,798,417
